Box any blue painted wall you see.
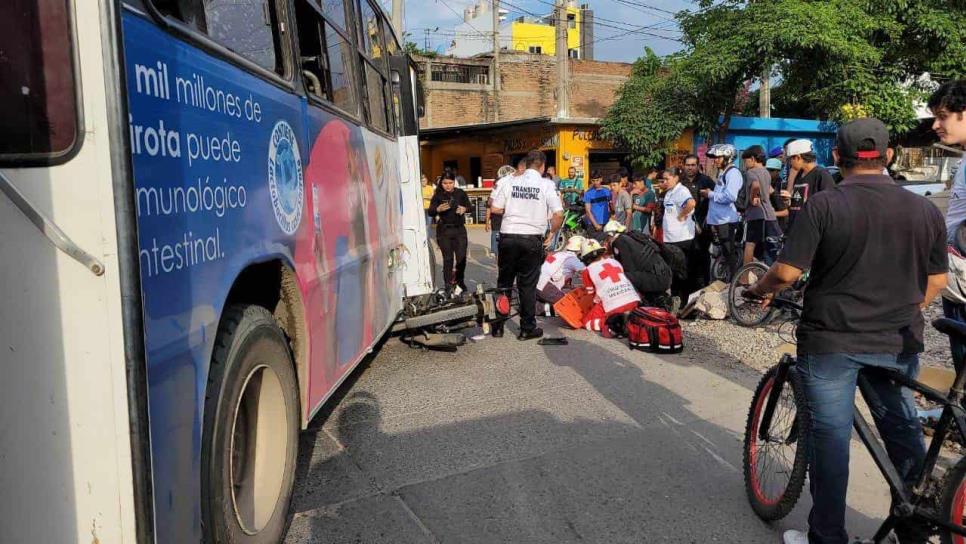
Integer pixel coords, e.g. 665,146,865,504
694,116,838,166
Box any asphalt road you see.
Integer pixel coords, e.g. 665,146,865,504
285,228,893,544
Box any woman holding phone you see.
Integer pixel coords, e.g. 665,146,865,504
429,172,472,293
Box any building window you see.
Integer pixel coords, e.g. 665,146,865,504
203,0,282,73
429,63,489,84
567,13,576,29
568,48,579,59
528,45,542,54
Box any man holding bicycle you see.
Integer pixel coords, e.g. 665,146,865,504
747,118,948,544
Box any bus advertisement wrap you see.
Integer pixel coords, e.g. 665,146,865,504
124,11,403,541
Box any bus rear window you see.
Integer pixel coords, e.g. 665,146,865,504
0,0,80,163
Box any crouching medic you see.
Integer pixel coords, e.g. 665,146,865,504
579,238,642,336
536,235,588,309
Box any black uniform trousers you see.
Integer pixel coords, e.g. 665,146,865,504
497,233,544,331
437,224,468,288
712,222,741,279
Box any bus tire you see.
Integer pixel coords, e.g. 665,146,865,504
201,304,299,544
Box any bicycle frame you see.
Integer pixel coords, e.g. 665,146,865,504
758,353,966,542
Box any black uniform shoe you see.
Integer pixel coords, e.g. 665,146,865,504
517,327,544,341
491,323,504,338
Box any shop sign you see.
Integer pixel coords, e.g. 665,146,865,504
571,128,616,148
503,131,558,153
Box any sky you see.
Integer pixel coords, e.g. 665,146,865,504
379,0,696,63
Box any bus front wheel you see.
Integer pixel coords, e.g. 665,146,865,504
202,304,300,543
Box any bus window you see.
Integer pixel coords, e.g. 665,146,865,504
316,0,348,32
203,0,282,74
357,0,383,60
364,63,389,133
381,19,399,56
295,0,359,115
0,0,79,164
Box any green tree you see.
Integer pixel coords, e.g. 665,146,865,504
602,0,966,162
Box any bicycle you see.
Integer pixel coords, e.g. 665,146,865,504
743,294,966,543
727,259,808,328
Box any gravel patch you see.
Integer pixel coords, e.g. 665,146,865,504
682,299,953,374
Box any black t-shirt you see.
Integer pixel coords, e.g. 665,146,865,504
778,174,947,354
683,173,715,225
429,188,471,228
789,166,834,214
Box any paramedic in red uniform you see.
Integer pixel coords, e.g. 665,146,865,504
490,150,564,340
579,238,642,336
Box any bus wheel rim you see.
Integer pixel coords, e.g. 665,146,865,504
229,363,289,535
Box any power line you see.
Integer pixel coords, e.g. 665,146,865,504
437,0,492,40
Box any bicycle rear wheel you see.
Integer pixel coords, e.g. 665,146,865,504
938,455,966,543
729,261,772,327
743,363,811,521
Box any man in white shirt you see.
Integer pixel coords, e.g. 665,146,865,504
490,150,565,340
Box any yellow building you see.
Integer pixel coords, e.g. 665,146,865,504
509,6,582,57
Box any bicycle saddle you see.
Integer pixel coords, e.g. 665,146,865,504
932,318,966,341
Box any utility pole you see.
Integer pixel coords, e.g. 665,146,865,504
492,0,500,122
555,0,570,118
759,67,771,118
391,0,404,41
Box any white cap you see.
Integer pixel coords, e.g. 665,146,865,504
603,220,627,235
785,139,814,157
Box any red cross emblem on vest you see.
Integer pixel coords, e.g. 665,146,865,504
545,254,556,264
598,262,622,283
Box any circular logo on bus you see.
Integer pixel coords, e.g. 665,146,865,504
268,120,304,235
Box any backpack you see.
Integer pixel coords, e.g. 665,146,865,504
626,230,687,280
732,166,750,213
626,307,683,353
658,242,688,281
613,232,672,295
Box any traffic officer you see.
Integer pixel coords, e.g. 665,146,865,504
490,150,564,340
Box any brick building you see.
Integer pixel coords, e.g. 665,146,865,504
415,51,670,186
418,51,632,129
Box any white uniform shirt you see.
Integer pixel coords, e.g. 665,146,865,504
662,183,696,243
584,257,641,313
491,169,563,235
537,250,585,290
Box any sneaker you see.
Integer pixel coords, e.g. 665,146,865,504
782,530,808,544
517,327,544,341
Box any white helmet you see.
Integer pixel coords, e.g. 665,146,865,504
564,235,586,252
706,144,737,160
496,165,516,178
603,220,627,235
580,238,605,261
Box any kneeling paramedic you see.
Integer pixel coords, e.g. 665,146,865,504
490,150,564,340
579,239,641,336
603,220,672,307
747,118,948,544
536,235,587,314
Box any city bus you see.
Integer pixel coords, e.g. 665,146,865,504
0,0,431,542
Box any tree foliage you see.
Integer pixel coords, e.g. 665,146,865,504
601,0,966,163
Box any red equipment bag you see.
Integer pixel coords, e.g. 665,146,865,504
626,307,683,353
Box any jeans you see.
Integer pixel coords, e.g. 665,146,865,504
798,353,927,544
711,222,740,279
943,298,966,371
490,230,500,257
437,225,467,288
497,233,544,331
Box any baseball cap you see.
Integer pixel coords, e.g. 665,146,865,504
835,118,889,161
768,146,784,158
765,158,782,170
785,139,814,157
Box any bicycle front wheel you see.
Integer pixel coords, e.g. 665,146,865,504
743,363,811,521
729,261,772,327
938,455,966,543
